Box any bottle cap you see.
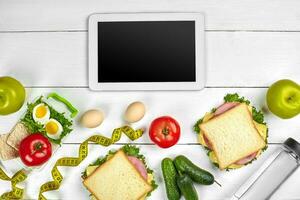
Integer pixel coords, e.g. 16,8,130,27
283,138,300,158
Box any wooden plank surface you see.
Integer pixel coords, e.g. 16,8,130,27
0,88,299,144
1,0,300,31
1,144,299,199
1,32,300,87
1,1,300,199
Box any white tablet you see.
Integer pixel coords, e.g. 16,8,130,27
88,13,205,91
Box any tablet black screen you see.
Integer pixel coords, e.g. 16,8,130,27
98,21,195,82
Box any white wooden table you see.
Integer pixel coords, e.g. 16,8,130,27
1,0,300,199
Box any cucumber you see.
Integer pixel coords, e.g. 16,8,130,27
174,155,214,185
161,158,181,200
176,173,198,200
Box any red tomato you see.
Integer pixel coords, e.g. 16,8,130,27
149,116,181,148
19,133,52,166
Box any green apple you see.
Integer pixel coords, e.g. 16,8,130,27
0,76,26,115
267,79,300,119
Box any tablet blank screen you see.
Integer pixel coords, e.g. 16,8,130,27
98,21,195,82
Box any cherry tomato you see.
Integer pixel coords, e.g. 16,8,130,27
149,116,181,148
19,133,52,166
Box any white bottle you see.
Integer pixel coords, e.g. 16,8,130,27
232,138,300,200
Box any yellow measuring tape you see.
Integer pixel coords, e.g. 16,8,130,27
0,126,143,200
38,125,143,200
0,168,27,200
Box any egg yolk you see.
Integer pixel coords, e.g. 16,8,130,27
45,121,58,135
36,105,47,118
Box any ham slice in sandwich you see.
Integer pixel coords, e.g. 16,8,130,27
199,103,266,170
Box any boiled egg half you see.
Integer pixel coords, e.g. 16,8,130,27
45,119,63,140
32,103,50,124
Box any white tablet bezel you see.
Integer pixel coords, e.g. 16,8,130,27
88,13,205,91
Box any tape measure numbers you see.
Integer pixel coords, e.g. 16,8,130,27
38,126,143,200
0,126,143,200
0,169,27,200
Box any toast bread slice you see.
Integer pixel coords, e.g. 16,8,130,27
83,150,152,200
7,122,30,150
200,103,265,169
0,134,19,161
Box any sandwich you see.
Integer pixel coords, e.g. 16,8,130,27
82,145,157,200
194,93,268,170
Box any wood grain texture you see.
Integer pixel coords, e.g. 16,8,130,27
1,1,300,199
0,88,299,144
1,0,300,31
1,32,299,87
1,144,299,199
0,32,87,87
